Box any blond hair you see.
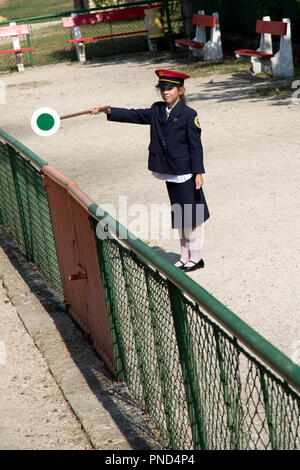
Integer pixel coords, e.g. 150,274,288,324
179,86,187,104
157,85,187,104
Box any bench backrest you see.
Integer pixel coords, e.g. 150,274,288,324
192,14,216,28
62,6,150,28
0,24,30,38
256,20,287,36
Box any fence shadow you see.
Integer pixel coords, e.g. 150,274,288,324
151,245,180,265
187,71,296,105
0,226,165,450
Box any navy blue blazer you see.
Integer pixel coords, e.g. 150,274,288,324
107,99,205,175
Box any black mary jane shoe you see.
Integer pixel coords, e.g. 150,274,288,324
174,260,186,270
182,259,205,273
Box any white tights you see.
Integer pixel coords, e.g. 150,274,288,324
174,225,204,268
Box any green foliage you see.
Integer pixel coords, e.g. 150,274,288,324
94,0,130,6
0,0,74,20
257,0,283,19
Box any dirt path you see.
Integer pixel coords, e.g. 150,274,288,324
0,274,92,450
5,54,298,356
0,226,164,450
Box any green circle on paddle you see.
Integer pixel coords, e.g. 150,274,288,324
36,113,55,131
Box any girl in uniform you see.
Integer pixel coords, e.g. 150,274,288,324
89,69,209,272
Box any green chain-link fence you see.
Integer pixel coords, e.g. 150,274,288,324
90,211,300,450
0,127,299,450
0,131,63,297
0,1,183,72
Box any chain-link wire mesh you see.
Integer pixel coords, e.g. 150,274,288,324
97,236,193,448
29,20,75,66
0,139,63,297
0,1,183,71
166,0,183,36
68,19,149,59
1,129,299,450
0,31,34,72
95,234,300,450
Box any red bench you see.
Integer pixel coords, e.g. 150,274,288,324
0,23,34,71
62,5,165,62
175,11,222,61
175,13,216,49
235,17,294,77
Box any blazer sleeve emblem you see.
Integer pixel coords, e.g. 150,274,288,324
194,116,201,129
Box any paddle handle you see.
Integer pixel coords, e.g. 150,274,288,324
60,106,110,120
60,109,91,120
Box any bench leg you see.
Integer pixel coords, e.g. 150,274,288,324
71,14,86,63
77,41,86,63
203,12,223,61
271,19,294,78
10,22,24,72
15,52,24,72
251,56,271,74
271,51,294,78
190,47,204,59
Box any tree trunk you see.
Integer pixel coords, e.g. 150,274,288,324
74,0,96,9
180,0,194,39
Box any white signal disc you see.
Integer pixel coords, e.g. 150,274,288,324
31,107,60,137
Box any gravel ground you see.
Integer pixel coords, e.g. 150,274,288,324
0,52,299,449
0,226,165,450
2,53,299,358
0,272,92,450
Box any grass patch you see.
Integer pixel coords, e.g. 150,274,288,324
0,0,74,21
173,57,252,77
253,84,291,97
249,83,294,98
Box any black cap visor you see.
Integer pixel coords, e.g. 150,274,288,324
156,77,184,88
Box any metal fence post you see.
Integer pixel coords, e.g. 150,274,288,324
144,268,179,447
27,25,35,67
164,0,175,52
92,226,125,381
214,331,245,449
7,143,31,259
167,280,207,449
119,249,153,412
260,370,279,450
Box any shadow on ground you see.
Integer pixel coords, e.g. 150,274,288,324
0,226,166,450
84,51,297,106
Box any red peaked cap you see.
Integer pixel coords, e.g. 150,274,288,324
155,69,191,88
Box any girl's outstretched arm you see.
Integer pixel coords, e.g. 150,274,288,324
89,105,111,115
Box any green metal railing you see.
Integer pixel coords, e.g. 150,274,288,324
89,205,300,450
0,128,63,297
0,127,299,450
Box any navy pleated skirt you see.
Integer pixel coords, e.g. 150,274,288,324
166,175,210,229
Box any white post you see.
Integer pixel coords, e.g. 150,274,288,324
271,18,294,77
251,16,272,74
203,11,223,61
194,10,206,43
72,13,86,63
10,22,24,72
144,15,154,52
190,10,206,58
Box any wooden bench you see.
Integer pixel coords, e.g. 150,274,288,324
175,10,222,61
235,17,294,77
0,23,34,71
62,5,165,62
